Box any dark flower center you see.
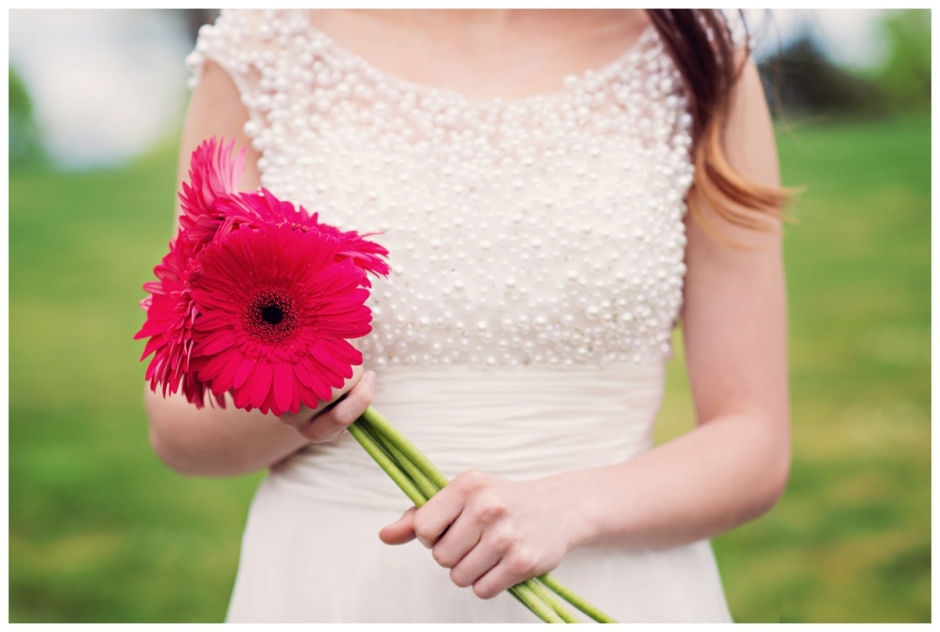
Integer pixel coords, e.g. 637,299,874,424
261,305,283,325
245,290,297,344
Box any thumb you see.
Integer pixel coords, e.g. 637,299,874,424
379,506,418,545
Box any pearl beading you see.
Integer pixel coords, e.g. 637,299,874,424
188,9,696,371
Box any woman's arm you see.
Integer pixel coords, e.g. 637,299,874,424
145,60,375,476
379,58,791,599
573,53,791,549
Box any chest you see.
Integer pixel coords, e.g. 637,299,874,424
222,10,696,369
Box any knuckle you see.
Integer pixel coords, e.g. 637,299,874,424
344,388,372,418
331,407,355,429
474,497,507,524
473,581,497,600
411,512,433,541
491,531,515,553
509,551,536,576
356,378,374,400
462,468,487,489
431,545,452,568
305,409,354,442
450,567,471,588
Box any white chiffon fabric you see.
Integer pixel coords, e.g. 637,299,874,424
189,9,735,623
227,366,731,622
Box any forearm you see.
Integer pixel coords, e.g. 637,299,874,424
561,412,790,551
145,387,309,477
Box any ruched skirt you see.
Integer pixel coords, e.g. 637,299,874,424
226,364,733,622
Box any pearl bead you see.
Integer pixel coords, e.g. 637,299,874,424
191,9,691,371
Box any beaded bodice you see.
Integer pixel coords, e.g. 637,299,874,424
189,9,696,371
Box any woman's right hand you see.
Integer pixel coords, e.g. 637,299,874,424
279,367,376,443
147,58,378,476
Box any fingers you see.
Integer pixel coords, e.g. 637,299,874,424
430,512,483,570
408,468,492,548
376,468,536,600
300,369,375,443
448,532,504,590
412,484,467,549
471,548,540,600
279,364,364,431
379,507,418,545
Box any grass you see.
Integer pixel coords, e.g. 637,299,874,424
654,114,931,622
9,147,266,622
9,114,930,622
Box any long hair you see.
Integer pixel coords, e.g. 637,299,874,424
646,10,788,236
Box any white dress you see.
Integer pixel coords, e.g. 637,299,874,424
189,9,733,623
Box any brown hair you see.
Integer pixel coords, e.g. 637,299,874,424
646,10,788,237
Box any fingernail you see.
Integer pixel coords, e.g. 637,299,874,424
365,371,376,386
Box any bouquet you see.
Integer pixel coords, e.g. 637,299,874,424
136,137,615,624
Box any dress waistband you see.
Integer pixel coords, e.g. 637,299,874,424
269,363,665,510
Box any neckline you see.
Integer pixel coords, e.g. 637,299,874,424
297,12,658,107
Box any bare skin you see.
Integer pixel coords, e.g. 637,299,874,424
307,9,651,100
146,9,789,602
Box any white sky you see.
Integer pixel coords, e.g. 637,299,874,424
746,9,888,69
9,9,891,170
9,10,193,170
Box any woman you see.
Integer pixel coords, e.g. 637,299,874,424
146,9,790,622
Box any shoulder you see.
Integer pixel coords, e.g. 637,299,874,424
724,52,779,195
186,9,306,90
183,10,307,157
179,12,273,196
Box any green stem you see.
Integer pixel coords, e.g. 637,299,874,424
507,585,568,624
360,406,450,489
359,417,441,500
351,419,560,623
513,583,565,623
357,408,612,623
507,585,540,618
346,422,426,507
525,578,581,623
537,574,617,623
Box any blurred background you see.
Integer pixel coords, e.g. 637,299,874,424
9,9,930,622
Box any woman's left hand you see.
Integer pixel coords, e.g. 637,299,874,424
379,468,580,599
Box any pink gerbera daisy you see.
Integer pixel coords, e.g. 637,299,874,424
219,188,391,282
134,234,224,408
188,222,373,416
137,137,388,412
178,136,246,250
177,136,389,282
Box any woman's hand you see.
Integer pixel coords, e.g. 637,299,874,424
379,469,579,599
279,367,376,443
147,57,379,476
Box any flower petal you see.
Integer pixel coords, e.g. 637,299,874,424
233,357,257,389
211,351,242,395
273,362,294,416
310,342,354,380
250,362,274,410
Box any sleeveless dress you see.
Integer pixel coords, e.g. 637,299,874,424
188,9,733,623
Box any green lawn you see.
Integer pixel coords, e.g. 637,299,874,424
656,114,931,622
10,115,930,622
